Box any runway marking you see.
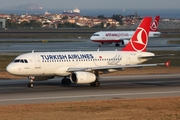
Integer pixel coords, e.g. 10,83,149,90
0,91,180,102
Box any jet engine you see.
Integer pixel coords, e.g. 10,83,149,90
121,40,129,45
70,72,96,84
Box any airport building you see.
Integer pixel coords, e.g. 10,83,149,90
0,19,5,28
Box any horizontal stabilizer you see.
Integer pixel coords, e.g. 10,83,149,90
139,54,174,59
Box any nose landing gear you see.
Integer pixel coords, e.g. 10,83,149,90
28,76,35,88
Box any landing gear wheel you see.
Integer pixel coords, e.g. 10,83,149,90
61,78,71,85
90,83,94,86
65,79,71,85
28,76,34,88
115,43,120,47
99,43,103,47
27,83,34,88
90,80,100,87
94,80,100,87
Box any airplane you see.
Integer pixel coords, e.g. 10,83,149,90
90,16,161,47
6,17,170,88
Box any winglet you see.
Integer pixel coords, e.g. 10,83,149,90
157,61,171,67
121,17,152,52
165,61,170,67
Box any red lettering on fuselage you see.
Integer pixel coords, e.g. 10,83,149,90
105,33,128,37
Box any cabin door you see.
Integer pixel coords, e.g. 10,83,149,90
33,55,41,68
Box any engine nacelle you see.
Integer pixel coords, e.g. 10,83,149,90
29,76,54,81
121,40,129,45
70,72,96,84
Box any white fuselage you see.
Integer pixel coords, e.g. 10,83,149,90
6,51,154,77
90,31,161,43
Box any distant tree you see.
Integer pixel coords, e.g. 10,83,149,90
20,21,30,28
5,19,20,28
11,22,19,28
57,23,62,28
97,14,106,19
57,22,80,28
111,14,123,25
101,22,104,28
5,19,11,28
62,16,68,20
107,23,111,27
29,20,42,28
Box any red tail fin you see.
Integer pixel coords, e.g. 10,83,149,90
122,17,152,52
150,16,160,31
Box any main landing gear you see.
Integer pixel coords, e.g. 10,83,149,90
98,42,103,47
90,72,100,87
115,43,120,47
28,76,35,88
61,77,71,86
90,80,100,87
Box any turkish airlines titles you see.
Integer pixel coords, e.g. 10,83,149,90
40,54,94,61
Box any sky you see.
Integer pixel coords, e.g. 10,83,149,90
0,0,180,10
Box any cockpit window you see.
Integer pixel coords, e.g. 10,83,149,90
20,59,24,63
24,60,28,63
14,59,20,63
13,59,28,63
93,34,100,36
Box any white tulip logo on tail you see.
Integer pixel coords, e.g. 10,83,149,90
130,27,148,52
150,19,158,31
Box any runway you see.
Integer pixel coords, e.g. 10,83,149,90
0,37,180,54
0,74,180,106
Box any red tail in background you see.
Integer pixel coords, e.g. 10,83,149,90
150,16,160,31
121,17,152,52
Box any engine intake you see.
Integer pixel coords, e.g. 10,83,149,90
122,40,129,45
70,72,96,84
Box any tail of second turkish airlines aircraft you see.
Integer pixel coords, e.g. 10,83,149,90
150,16,160,31
121,17,152,52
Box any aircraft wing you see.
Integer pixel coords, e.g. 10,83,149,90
67,61,169,72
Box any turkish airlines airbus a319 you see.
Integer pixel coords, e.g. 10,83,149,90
6,17,170,88
90,16,161,47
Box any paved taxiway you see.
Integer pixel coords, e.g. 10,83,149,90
0,37,180,54
0,74,180,106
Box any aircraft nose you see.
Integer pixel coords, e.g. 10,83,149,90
90,36,95,41
90,36,93,40
6,63,18,75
